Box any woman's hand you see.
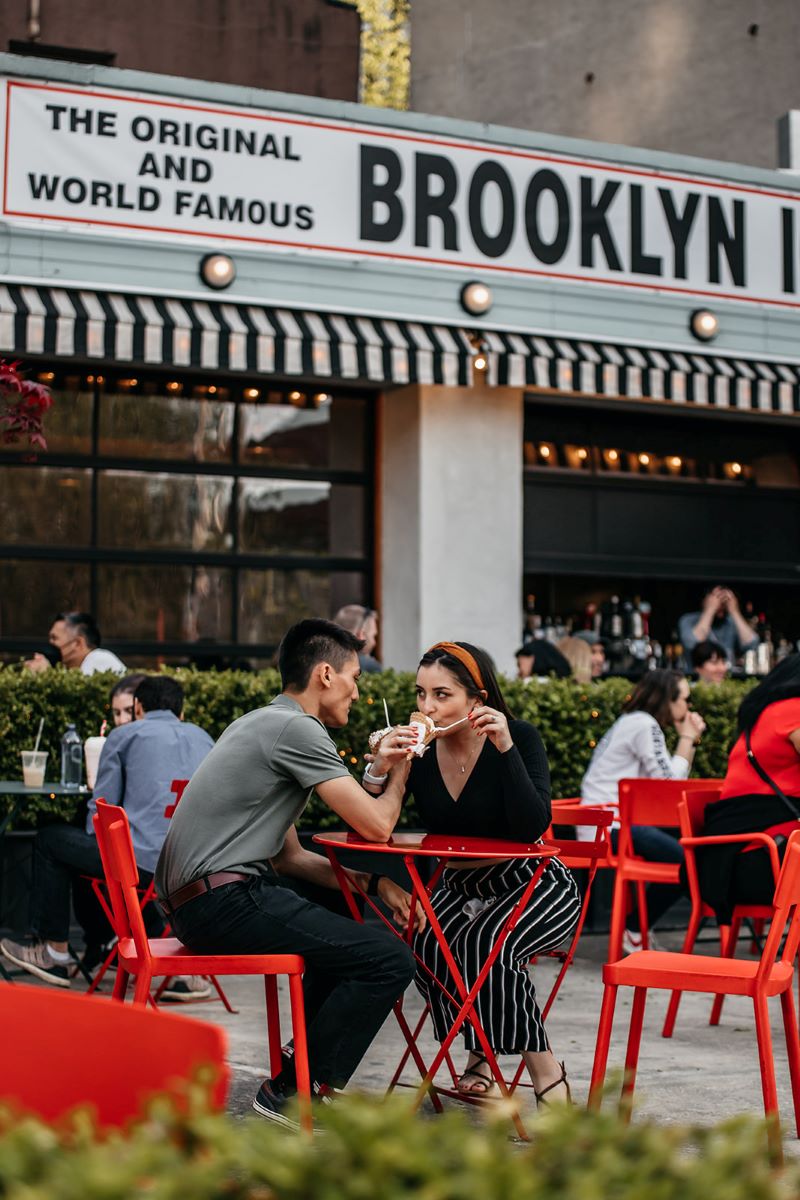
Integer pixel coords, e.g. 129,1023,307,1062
377,876,426,933
372,725,418,774
468,704,513,753
676,711,706,742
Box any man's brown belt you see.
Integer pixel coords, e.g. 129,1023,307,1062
163,871,251,915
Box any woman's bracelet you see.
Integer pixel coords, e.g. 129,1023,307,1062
363,764,388,786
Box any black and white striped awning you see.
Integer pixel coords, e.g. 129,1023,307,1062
2,282,800,414
482,331,800,415
0,283,473,387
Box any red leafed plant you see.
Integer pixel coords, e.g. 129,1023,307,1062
0,359,54,452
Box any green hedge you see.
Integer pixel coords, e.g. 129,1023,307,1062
0,1088,794,1199
0,665,753,830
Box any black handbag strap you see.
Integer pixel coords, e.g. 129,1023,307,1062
745,727,800,821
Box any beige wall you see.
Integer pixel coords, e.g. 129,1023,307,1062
380,382,523,675
411,0,798,169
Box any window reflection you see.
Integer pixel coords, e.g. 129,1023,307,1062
33,375,93,455
238,568,366,644
96,563,231,641
0,560,91,637
238,479,365,556
98,382,234,461
240,392,367,470
0,467,91,544
97,471,232,551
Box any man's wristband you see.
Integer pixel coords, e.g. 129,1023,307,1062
363,765,388,786
367,873,383,896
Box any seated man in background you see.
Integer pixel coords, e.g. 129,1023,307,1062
24,611,126,675
333,603,381,672
691,640,730,684
0,676,214,994
678,587,758,665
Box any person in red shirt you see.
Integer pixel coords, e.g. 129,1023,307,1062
697,656,800,923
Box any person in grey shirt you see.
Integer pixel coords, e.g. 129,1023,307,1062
155,618,420,1130
0,675,213,990
678,586,759,665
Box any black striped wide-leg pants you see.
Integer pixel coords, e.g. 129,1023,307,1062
413,857,581,1053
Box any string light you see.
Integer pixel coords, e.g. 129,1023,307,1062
539,445,551,458
607,449,619,462
730,461,743,475
668,456,682,468
577,448,588,460
638,453,650,466
244,387,260,400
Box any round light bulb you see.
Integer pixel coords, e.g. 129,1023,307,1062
199,253,236,290
540,445,551,458
730,461,743,475
460,280,493,315
638,453,650,466
607,449,619,462
577,448,588,460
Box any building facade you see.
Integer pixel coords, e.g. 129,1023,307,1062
1,52,799,671
410,0,800,170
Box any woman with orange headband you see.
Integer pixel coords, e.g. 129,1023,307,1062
366,640,580,1104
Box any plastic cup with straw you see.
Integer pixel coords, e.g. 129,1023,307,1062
22,718,47,788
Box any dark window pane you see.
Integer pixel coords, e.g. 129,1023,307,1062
239,393,367,470
30,373,93,455
238,569,366,644
0,466,91,545
98,381,234,461
97,564,231,641
97,471,233,551
238,479,365,556
0,560,91,637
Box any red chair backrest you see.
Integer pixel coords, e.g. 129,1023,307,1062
102,810,158,968
677,786,724,905
758,831,800,979
0,982,228,1128
165,778,189,819
92,798,131,938
545,802,613,866
616,778,721,860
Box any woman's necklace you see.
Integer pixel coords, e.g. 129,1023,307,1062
443,736,479,775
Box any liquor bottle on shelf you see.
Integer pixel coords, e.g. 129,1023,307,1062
582,602,597,631
522,593,542,642
609,595,623,639
630,597,645,639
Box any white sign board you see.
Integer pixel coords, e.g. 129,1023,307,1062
4,77,800,308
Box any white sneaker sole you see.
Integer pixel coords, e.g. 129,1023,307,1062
0,943,70,987
251,1095,301,1131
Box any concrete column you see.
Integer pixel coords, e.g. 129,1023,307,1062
380,381,523,675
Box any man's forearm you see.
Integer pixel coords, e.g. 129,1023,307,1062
273,845,373,895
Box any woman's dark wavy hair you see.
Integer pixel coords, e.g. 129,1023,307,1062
737,654,800,734
417,642,513,720
621,668,685,730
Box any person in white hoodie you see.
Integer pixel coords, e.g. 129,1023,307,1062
580,670,706,953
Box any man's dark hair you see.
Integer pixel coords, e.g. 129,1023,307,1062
737,653,800,734
691,641,727,670
56,611,101,649
133,675,184,717
278,619,363,690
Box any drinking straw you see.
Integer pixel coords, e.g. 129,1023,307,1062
383,698,391,727
436,716,470,734
33,717,44,754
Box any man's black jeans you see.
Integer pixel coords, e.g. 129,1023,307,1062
32,823,160,945
169,872,416,1090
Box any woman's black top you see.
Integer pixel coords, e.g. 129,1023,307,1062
406,719,551,842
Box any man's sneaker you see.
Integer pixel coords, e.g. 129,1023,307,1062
0,938,71,987
159,975,212,1001
621,929,663,955
252,1080,302,1131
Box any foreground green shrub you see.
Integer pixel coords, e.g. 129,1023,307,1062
0,1089,794,1200
0,665,752,829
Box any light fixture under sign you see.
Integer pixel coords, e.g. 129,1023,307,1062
690,309,719,341
200,253,236,290
460,280,493,316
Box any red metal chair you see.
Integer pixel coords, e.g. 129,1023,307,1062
93,799,313,1133
590,830,800,1159
0,981,228,1129
608,777,722,962
662,787,781,1036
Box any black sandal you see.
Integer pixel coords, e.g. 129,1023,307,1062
457,1054,498,1096
534,1061,572,1108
